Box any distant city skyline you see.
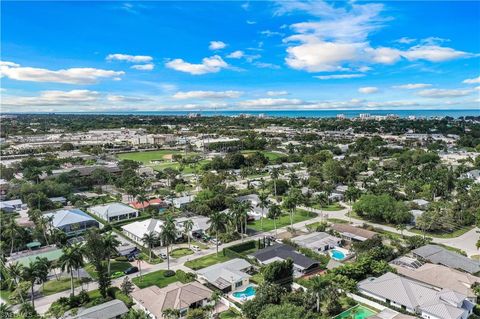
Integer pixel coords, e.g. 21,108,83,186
1,1,479,112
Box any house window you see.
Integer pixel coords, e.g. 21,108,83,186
235,281,243,288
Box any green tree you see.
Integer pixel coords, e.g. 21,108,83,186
162,308,181,319
142,231,159,262
103,231,121,275
22,260,41,310
59,243,84,296
268,204,282,235
258,192,269,231
160,215,178,270
121,276,134,295
208,211,226,256
183,219,194,249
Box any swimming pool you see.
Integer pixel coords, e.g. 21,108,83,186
232,285,256,299
330,249,346,260
334,305,377,319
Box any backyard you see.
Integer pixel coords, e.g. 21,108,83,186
132,269,181,289
84,260,132,279
247,209,317,232
184,253,232,270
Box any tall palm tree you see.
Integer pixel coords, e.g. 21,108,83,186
36,257,51,291
211,290,222,317
315,192,329,221
270,168,279,198
396,224,407,238
58,244,84,296
3,216,20,255
38,215,53,245
142,231,158,262
183,219,194,249
103,232,121,275
6,262,25,302
258,192,270,231
239,201,252,241
136,254,144,281
0,303,13,318
208,211,226,256
22,260,41,310
269,204,282,235
136,191,149,214
160,216,177,270
162,308,181,319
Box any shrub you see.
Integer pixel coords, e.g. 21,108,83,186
115,256,128,262
176,270,196,283
164,270,175,277
78,290,90,304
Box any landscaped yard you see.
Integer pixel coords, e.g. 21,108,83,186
409,225,475,239
117,150,209,173
170,248,194,258
247,209,317,232
312,203,345,211
184,253,232,270
42,277,82,296
219,309,243,319
84,260,132,279
241,150,286,162
132,269,180,289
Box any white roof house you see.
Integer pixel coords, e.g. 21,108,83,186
122,218,164,244
69,299,128,319
0,199,24,212
89,202,138,222
291,232,341,252
175,216,210,234
168,195,195,208
358,272,474,319
197,258,252,292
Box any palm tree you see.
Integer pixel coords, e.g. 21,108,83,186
162,308,181,319
310,275,328,312
38,215,53,245
315,192,329,221
136,191,149,214
22,260,41,310
3,216,20,255
208,211,226,256
258,192,269,232
59,244,84,296
270,167,279,198
268,204,282,235
36,257,51,291
136,254,144,281
0,303,13,318
160,216,177,270
211,290,222,316
396,224,407,237
123,308,151,319
183,219,194,249
6,262,25,302
103,232,121,275
142,231,158,262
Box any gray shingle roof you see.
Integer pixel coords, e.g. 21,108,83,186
70,299,128,319
412,245,480,274
250,244,318,270
45,209,96,228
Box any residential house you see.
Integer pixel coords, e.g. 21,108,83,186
412,199,430,209
462,169,480,183
291,232,341,252
169,195,195,209
237,194,270,220
45,209,100,237
68,300,129,319
250,244,319,276
412,245,480,274
122,218,164,244
129,198,166,211
391,262,480,302
0,179,9,200
89,202,138,223
197,258,252,293
131,281,213,319
49,196,67,206
330,224,377,242
358,272,474,319
0,199,25,213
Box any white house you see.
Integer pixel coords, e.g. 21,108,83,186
291,232,341,252
89,202,138,222
197,258,252,293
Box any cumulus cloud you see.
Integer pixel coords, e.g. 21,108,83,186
209,41,227,50
463,76,480,84
260,30,284,37
315,74,365,80
402,45,469,62
172,90,242,99
358,86,379,94
165,55,229,75
131,63,154,71
227,51,245,59
266,91,289,96
393,83,432,89
0,61,124,84
238,98,307,108
395,37,416,44
2,90,100,106
106,54,153,63
417,88,474,98
107,95,151,102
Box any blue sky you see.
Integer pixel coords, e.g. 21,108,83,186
1,0,479,112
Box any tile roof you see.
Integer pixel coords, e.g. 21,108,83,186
330,224,377,241
412,245,480,274
70,299,128,319
250,244,318,270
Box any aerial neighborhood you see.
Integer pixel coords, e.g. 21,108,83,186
0,114,479,319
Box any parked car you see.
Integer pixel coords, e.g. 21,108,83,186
192,245,200,252
124,266,139,275
210,238,221,245
159,253,168,259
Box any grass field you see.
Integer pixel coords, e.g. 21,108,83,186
241,150,286,161
132,269,180,289
247,209,317,232
84,260,132,279
219,309,243,319
312,203,345,211
184,253,232,270
42,278,82,296
409,225,475,239
170,248,194,258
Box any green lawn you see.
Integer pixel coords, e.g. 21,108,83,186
241,150,286,161
170,248,194,258
132,269,180,289
312,203,344,211
219,309,243,319
247,209,317,232
42,278,82,296
409,225,475,239
117,150,197,164
84,260,132,279
184,253,232,270
326,218,349,224
152,159,210,173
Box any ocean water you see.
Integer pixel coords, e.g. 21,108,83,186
21,109,480,118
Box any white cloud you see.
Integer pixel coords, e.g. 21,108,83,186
463,76,480,84
209,41,227,50
253,62,281,69
226,51,245,59
165,55,229,75
266,91,289,96
107,95,151,102
2,90,100,106
260,30,284,37
417,88,474,98
106,53,153,63
315,74,365,80
0,61,124,84
358,87,379,94
366,47,402,64
238,98,307,108
393,83,432,89
131,63,154,71
246,20,256,25
395,37,416,44
402,45,469,62
172,90,242,99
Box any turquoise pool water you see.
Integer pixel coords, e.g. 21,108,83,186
334,305,377,319
232,286,256,298
330,249,346,260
